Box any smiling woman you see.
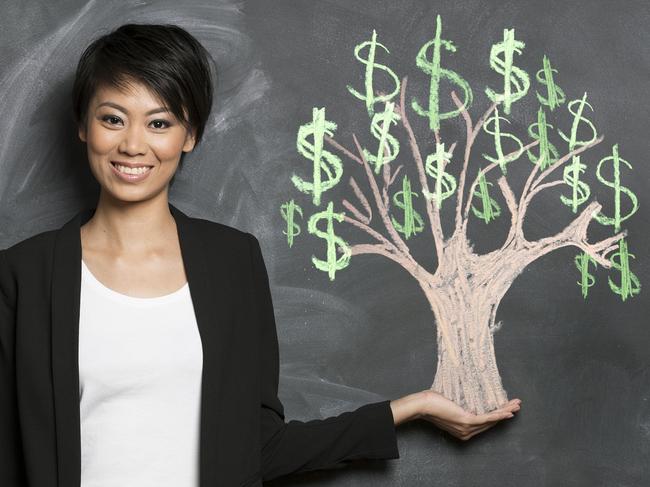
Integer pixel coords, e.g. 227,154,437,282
0,21,521,487
79,82,195,193
72,23,215,203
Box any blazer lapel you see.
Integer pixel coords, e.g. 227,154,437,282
51,202,237,486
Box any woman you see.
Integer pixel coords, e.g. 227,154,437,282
0,23,521,486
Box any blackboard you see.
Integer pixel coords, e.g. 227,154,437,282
1,1,648,485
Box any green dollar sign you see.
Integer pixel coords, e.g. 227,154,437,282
422,143,457,208
527,106,559,170
363,101,401,174
593,144,639,232
607,239,641,301
307,201,351,281
482,106,524,174
347,29,401,117
558,93,598,151
536,54,565,111
560,156,591,213
280,199,303,248
558,93,598,213
292,107,344,206
390,175,425,239
485,28,530,115
411,14,473,132
471,171,501,224
574,252,596,299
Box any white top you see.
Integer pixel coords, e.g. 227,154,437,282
78,259,203,487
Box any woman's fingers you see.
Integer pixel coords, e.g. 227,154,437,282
466,401,521,437
473,406,517,425
456,401,521,440
503,398,522,410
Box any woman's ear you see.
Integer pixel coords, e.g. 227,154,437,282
78,123,87,143
182,128,196,153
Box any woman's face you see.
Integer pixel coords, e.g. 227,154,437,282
78,80,195,204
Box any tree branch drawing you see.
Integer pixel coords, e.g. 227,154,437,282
279,15,640,414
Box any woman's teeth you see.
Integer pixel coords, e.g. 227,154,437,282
113,163,152,175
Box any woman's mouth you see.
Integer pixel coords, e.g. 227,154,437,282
110,161,154,182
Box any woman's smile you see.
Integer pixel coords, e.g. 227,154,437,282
109,160,155,182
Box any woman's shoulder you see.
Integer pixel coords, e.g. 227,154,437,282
1,226,58,264
184,213,258,249
0,227,58,301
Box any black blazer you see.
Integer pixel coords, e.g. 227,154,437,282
0,203,399,487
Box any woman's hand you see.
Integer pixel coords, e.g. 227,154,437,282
390,390,521,441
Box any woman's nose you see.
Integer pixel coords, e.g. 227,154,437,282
118,124,148,156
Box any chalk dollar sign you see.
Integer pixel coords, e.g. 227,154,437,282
347,29,400,117
363,101,401,174
422,143,457,208
411,14,473,132
527,106,559,170
292,107,343,207
558,93,598,213
608,239,641,301
390,175,425,239
471,171,501,224
574,252,596,299
536,54,565,111
280,199,303,248
307,201,351,281
593,144,638,232
560,156,590,213
485,28,530,115
558,93,598,151
482,106,524,174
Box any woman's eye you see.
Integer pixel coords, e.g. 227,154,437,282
150,120,171,129
102,115,122,125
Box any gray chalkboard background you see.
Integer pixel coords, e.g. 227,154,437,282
1,1,649,485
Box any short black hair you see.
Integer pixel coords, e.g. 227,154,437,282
72,23,215,148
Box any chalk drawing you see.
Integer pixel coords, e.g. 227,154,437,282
280,199,303,247
390,175,425,239
536,54,566,111
485,28,530,115
291,107,343,206
482,106,524,175
346,29,400,117
411,14,473,132
283,16,640,414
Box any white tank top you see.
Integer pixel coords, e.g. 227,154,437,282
78,259,203,487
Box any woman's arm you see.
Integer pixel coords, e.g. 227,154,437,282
0,249,28,485
248,235,400,482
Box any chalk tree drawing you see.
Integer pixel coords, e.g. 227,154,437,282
280,15,640,415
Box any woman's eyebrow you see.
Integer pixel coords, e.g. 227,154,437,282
96,101,170,115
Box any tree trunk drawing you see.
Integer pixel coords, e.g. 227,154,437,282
423,235,515,415
426,280,510,416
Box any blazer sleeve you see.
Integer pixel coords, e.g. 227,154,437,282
0,249,28,485
246,234,399,482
